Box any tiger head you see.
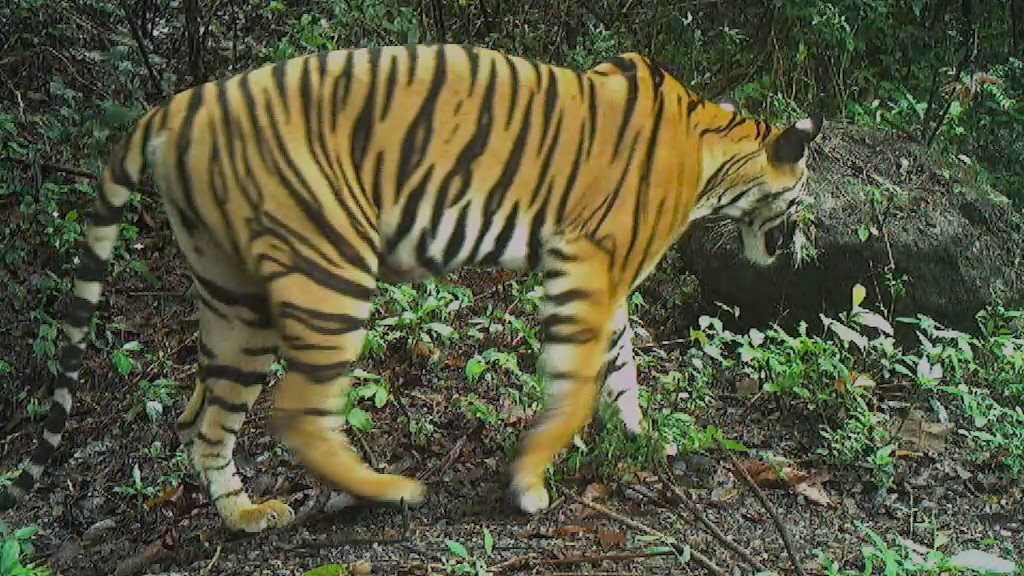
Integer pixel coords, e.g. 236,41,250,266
692,99,823,267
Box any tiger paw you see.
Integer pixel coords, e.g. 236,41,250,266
374,474,427,507
510,478,550,514
233,499,295,532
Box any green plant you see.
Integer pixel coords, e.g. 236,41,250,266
1,523,51,576
435,528,494,576
113,463,161,506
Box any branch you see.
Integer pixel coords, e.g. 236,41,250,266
728,453,806,576
563,489,727,576
116,0,164,97
0,153,95,179
656,470,768,572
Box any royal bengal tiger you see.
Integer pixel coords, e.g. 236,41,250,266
0,44,821,532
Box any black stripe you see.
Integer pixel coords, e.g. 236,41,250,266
213,488,244,502
585,78,598,159
58,345,84,372
200,364,268,386
526,195,549,270
414,233,444,276
196,431,224,446
538,67,559,154
350,47,381,169
105,139,134,189
624,95,667,265
193,273,269,316
175,86,207,232
381,53,399,118
463,45,479,89
544,288,590,306
390,166,434,250
278,302,364,336
241,345,278,356
29,439,56,466
546,247,577,262
199,340,216,359
482,91,532,217
65,296,97,327
502,52,519,129
404,44,419,85
43,402,68,434
283,358,352,384
397,46,447,187
480,204,519,266
330,50,355,126
205,394,249,413
441,58,497,207
554,130,586,225
442,203,471,267
272,59,290,118
76,242,108,280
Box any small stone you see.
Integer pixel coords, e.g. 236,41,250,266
350,559,372,575
949,549,1016,574
82,518,117,544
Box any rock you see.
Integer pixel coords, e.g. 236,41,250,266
949,549,1017,574
646,123,1024,340
82,518,117,544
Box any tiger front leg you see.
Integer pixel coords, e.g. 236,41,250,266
600,303,644,434
511,239,616,513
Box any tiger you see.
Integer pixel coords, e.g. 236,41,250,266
0,43,821,533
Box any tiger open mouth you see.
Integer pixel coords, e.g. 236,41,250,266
764,220,793,258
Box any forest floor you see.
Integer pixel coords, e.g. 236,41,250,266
1,129,1023,576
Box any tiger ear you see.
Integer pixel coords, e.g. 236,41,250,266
768,114,824,165
713,95,740,113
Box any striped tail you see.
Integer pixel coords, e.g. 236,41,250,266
0,124,150,509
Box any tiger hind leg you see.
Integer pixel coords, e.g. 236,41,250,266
511,238,616,513
176,274,293,532
265,262,426,506
164,202,292,531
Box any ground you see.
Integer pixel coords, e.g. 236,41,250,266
1,132,1022,576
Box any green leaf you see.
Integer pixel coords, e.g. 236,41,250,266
12,526,37,540
426,322,455,337
98,102,137,128
445,539,469,558
346,407,372,432
852,284,867,307
373,386,388,408
857,226,870,242
301,563,348,576
465,356,488,381
1,540,21,574
854,310,893,335
482,527,494,556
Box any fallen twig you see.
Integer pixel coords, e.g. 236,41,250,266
0,153,95,180
728,453,806,576
636,337,690,350
563,489,727,576
493,549,676,572
655,469,767,572
199,544,222,576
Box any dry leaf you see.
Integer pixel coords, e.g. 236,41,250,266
893,410,955,453
350,560,373,575
582,482,609,501
738,459,833,507
596,527,626,549
144,484,182,509
551,525,593,537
